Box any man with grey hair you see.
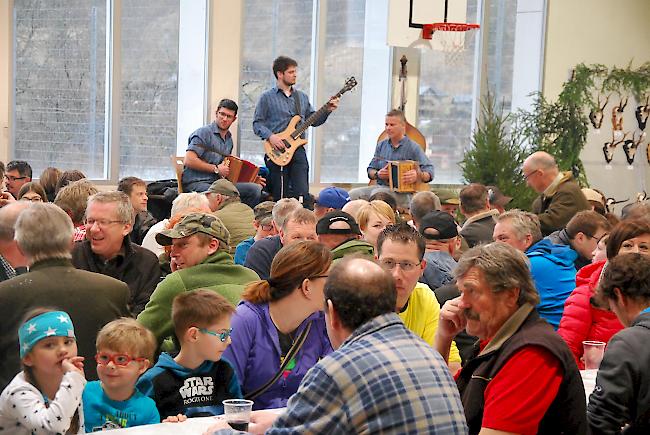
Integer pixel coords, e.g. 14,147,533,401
0,203,130,390
141,192,211,257
72,191,161,315
522,151,589,235
409,191,442,229
245,207,317,280
493,209,577,329
435,242,587,435
0,202,30,281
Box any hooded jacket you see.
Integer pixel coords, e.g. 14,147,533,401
136,353,241,419
222,301,332,410
526,239,578,329
546,228,591,270
557,260,623,368
588,312,650,434
137,250,259,348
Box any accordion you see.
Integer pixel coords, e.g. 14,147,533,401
223,156,259,183
388,160,420,193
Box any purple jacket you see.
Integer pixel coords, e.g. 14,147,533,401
223,301,332,410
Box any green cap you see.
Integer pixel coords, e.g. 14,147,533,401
208,179,239,197
434,189,460,205
156,212,230,247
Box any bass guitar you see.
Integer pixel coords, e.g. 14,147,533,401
264,77,357,166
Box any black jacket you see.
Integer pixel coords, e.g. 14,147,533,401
243,235,283,280
72,237,161,315
588,312,650,434
0,258,130,389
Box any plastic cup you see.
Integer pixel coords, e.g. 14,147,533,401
583,340,606,370
223,399,254,431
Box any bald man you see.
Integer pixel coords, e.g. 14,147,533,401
522,151,589,236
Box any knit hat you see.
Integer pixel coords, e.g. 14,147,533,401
156,212,230,247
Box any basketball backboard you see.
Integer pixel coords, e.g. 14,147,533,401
387,0,470,49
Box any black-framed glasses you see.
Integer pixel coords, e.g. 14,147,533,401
216,111,235,120
199,327,233,342
379,259,419,271
4,175,27,182
309,274,329,280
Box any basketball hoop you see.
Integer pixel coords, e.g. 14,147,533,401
423,22,480,64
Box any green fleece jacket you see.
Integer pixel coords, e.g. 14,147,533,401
137,250,259,347
215,199,255,255
331,239,375,261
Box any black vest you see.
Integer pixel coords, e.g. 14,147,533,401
456,305,588,435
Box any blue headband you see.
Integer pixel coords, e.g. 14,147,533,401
19,311,76,358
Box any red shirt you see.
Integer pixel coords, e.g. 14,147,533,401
482,345,563,434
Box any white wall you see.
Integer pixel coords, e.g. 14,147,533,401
543,0,650,206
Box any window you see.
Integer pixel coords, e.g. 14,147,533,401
485,0,517,113
13,0,107,179
12,0,181,182
238,0,314,167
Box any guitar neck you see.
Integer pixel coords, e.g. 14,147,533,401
291,89,345,139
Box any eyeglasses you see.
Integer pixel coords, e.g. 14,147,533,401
216,111,235,120
523,169,540,180
4,175,27,182
95,352,146,367
379,259,419,271
309,274,329,280
20,196,43,202
84,218,126,228
198,327,233,342
260,223,274,231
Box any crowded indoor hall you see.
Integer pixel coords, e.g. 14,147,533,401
0,0,649,433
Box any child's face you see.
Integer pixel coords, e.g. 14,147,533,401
96,348,149,395
195,315,232,362
23,336,77,376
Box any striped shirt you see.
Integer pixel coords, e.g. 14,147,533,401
253,87,329,140
368,136,435,185
267,313,468,434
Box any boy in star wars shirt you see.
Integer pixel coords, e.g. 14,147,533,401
137,290,241,419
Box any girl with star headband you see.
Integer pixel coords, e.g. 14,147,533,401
0,308,86,434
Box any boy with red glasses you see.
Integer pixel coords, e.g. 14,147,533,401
136,289,242,421
82,318,159,431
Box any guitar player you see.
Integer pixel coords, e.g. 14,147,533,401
253,56,339,207
349,109,435,208
182,98,263,208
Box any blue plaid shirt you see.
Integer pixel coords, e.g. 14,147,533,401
253,87,329,141
182,121,232,186
269,313,467,434
368,136,435,185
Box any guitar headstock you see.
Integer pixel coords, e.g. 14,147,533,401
340,77,358,95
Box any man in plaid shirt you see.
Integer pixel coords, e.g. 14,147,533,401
208,257,468,434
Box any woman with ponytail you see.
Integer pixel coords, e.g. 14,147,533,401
223,240,333,410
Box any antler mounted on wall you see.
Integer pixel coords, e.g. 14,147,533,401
623,131,644,165
603,131,628,164
611,97,628,140
635,95,650,131
589,93,609,130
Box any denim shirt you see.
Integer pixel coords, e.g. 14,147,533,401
368,136,435,185
182,121,233,186
252,86,329,140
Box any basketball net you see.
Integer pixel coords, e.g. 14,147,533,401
423,22,479,64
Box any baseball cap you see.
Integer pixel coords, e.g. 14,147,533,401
419,211,458,240
254,201,275,225
435,189,460,206
316,211,361,236
315,187,350,210
156,212,230,247
486,185,513,207
208,179,239,197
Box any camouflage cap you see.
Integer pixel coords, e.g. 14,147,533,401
155,212,230,247
254,201,275,225
434,189,460,205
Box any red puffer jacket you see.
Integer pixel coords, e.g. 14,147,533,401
557,260,624,369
